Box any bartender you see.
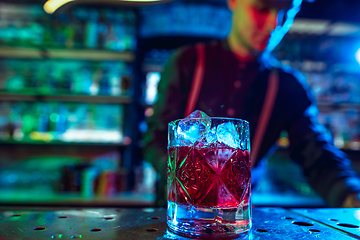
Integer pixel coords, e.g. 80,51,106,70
143,0,360,208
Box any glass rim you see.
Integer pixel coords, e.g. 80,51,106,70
169,117,249,126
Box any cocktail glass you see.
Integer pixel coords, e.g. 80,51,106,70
167,111,251,238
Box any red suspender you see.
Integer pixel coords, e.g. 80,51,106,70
251,70,279,168
184,43,205,117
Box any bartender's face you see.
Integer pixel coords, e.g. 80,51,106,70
228,0,292,52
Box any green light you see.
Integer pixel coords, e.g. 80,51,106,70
50,113,60,122
36,217,47,225
300,183,311,195
71,235,82,238
176,177,192,203
51,234,63,239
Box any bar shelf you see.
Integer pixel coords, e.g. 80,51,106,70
0,92,132,104
0,190,155,207
317,102,360,111
0,139,128,146
0,47,135,62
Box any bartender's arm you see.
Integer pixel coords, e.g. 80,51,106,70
284,74,360,207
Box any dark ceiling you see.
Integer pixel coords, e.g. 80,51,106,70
0,0,358,23
297,0,360,23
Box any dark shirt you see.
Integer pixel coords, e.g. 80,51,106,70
195,40,260,118
143,39,360,207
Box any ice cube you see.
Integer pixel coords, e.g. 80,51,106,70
194,127,217,148
205,127,217,144
186,110,210,119
176,110,211,145
216,122,240,148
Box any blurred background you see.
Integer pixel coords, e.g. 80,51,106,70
0,0,359,208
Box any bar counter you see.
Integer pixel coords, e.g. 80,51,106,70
0,206,359,239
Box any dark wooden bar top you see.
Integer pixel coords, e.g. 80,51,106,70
0,206,359,239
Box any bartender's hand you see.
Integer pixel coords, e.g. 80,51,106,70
342,193,360,208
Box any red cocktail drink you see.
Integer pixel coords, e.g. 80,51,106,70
168,145,250,208
167,113,251,237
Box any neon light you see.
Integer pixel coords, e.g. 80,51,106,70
44,0,164,14
262,0,303,60
356,48,360,65
43,0,74,14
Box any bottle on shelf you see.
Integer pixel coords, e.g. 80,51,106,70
0,101,124,143
0,102,11,140
55,104,68,134
43,66,57,95
0,4,137,52
4,66,24,92
8,59,134,97
61,69,74,94
21,103,37,141
8,104,23,141
84,9,99,49
120,75,132,96
98,68,111,96
97,9,109,50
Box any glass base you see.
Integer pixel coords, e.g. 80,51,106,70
167,201,251,239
